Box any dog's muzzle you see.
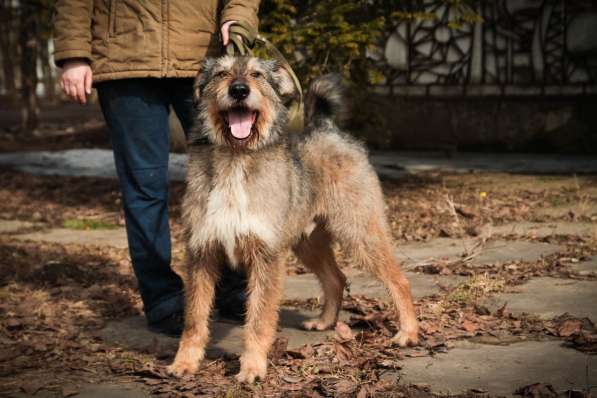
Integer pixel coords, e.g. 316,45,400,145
229,81,250,101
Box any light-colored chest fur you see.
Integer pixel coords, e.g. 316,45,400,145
192,160,278,267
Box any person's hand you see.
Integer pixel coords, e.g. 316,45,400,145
221,20,237,47
59,60,92,104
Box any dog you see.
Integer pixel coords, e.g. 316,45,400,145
167,56,419,383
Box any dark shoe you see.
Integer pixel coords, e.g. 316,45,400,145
215,286,247,321
148,311,184,337
215,267,247,321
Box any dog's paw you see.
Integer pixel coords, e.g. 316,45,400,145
302,317,335,331
391,329,419,347
166,360,199,377
236,354,267,383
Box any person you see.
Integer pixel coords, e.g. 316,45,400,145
53,0,261,336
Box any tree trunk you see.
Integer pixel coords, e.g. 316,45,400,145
19,3,40,134
0,0,17,100
40,38,56,103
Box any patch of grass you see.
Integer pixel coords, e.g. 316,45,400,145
535,176,561,182
63,218,118,230
446,274,505,305
549,196,566,207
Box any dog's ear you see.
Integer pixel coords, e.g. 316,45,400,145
193,58,216,106
270,62,299,100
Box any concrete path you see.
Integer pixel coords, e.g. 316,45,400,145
97,309,332,359
485,277,597,320
3,216,597,396
6,222,566,268
396,238,563,268
15,228,128,249
2,149,597,181
576,256,597,274
10,383,151,398
285,269,464,301
0,220,38,234
400,340,597,396
489,221,597,238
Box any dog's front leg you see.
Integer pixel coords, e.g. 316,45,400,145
236,250,285,383
167,248,220,377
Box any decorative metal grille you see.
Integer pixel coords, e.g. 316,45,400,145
383,0,597,96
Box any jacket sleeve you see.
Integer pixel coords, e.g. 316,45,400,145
53,0,93,67
221,0,261,31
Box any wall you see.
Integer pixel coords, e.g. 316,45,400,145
353,94,597,153
368,0,597,152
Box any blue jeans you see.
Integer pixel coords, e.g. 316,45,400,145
97,78,240,324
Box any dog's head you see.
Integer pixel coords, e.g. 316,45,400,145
193,56,298,150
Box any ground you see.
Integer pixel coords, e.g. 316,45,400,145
0,147,596,397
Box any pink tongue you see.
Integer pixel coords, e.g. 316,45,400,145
228,109,253,139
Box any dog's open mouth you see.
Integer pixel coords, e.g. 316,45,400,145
221,108,258,140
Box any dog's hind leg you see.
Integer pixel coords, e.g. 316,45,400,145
236,239,286,383
293,224,346,331
167,248,220,377
334,215,419,347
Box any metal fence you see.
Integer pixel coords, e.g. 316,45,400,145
383,0,597,96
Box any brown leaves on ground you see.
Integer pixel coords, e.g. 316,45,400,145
383,173,597,243
334,321,354,342
0,237,141,394
413,235,597,285
544,314,597,354
1,170,596,396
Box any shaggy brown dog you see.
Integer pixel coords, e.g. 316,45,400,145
167,56,419,383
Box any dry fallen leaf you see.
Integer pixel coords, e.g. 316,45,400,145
62,386,79,397
20,380,44,395
335,321,354,341
496,302,508,317
334,379,358,395
334,341,353,361
462,320,478,333
282,375,302,383
558,319,582,337
270,336,289,360
514,382,558,397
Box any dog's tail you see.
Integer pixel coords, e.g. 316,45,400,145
304,74,347,128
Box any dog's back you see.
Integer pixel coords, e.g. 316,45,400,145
298,75,385,230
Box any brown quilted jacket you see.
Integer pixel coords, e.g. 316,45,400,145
53,0,260,82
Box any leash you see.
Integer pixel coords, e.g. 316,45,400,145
224,21,304,134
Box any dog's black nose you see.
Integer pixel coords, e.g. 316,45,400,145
229,82,250,100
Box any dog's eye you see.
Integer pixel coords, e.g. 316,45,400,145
215,71,229,79
250,71,263,79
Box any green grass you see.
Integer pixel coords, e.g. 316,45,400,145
548,196,566,207
63,218,118,230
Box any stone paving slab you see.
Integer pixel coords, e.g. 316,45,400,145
370,151,597,176
7,226,567,267
484,277,597,321
14,227,128,249
575,256,597,274
72,384,150,398
536,203,597,219
0,220,36,234
399,340,597,396
9,383,150,398
2,149,597,182
396,238,563,268
98,267,461,360
488,221,596,238
284,269,464,301
97,309,332,359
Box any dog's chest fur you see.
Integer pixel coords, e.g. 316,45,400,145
192,157,279,267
